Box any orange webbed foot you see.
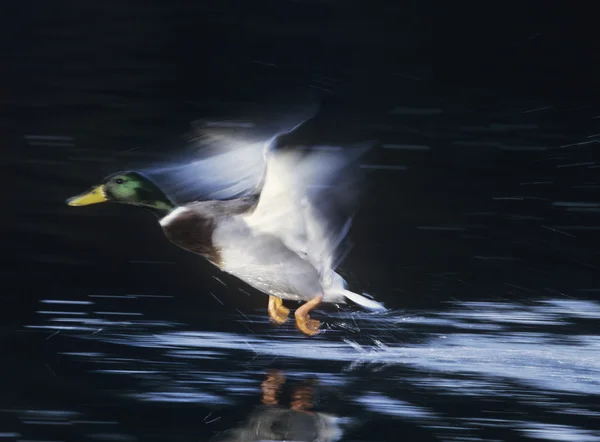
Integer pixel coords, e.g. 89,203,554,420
268,296,290,325
294,295,324,337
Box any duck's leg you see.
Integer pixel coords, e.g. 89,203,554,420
295,295,323,336
268,295,290,325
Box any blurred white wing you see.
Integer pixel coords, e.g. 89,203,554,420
142,102,319,204
148,140,269,202
244,144,372,277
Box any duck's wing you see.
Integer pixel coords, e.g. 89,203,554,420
142,102,319,205
243,143,372,277
149,140,267,203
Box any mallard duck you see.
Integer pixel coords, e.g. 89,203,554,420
66,129,385,336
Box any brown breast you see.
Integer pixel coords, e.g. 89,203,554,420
160,209,222,267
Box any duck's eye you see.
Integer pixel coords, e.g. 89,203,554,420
115,178,125,184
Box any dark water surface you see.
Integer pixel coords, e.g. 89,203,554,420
9,294,600,441
5,2,600,441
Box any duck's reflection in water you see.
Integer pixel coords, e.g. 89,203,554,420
212,369,343,442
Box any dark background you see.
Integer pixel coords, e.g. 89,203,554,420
3,2,600,441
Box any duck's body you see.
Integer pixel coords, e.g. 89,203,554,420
160,202,337,303
158,197,259,268
67,138,385,335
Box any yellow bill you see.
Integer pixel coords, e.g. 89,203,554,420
66,185,107,206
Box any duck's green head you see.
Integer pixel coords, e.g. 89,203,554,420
66,171,175,215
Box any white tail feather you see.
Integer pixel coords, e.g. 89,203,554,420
336,290,387,312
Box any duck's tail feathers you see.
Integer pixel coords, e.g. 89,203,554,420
337,290,387,312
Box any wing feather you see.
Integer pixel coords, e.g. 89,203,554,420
141,102,319,204
244,143,372,278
